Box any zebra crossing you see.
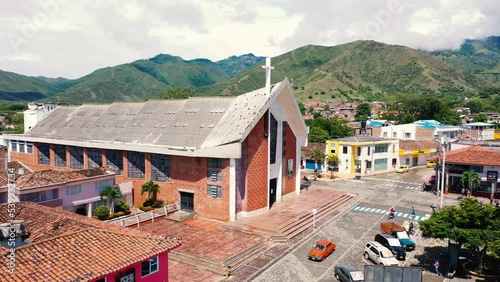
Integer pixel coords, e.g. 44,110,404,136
362,177,422,190
351,205,429,221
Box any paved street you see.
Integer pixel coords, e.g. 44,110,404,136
251,167,462,282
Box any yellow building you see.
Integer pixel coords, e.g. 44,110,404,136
326,136,399,175
398,140,440,167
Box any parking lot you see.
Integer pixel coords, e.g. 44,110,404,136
252,168,460,282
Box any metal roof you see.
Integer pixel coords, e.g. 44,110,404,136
23,81,285,150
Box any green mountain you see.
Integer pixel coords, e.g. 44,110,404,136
206,40,488,102
0,39,498,104
430,36,500,85
0,54,264,104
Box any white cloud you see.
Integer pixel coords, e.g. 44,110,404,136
0,0,498,78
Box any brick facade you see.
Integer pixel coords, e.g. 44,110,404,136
8,114,294,221
283,122,297,195
244,114,269,212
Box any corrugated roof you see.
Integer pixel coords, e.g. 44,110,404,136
24,81,284,149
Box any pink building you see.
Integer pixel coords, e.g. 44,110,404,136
0,202,181,281
0,165,133,217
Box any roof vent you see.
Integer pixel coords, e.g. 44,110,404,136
18,168,25,175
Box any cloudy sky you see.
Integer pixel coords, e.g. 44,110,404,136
0,0,498,79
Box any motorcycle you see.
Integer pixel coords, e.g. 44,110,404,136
388,212,395,220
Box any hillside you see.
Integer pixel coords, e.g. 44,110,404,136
0,70,56,101
430,36,500,85
205,40,488,103
0,39,498,104
0,54,264,104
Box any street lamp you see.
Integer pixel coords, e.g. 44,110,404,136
439,136,449,209
312,208,317,230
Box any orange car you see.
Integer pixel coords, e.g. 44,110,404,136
308,239,336,261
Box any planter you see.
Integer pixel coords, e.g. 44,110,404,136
463,261,500,280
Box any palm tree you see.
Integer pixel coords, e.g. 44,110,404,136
326,154,339,179
141,180,160,203
461,170,481,194
100,185,123,214
311,148,326,175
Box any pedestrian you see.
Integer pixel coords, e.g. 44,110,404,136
479,197,484,206
461,188,465,196
434,260,440,276
411,206,416,218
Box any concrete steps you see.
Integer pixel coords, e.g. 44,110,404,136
223,241,268,271
271,194,354,242
169,250,226,275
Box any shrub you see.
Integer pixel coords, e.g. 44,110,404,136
152,200,164,208
109,211,125,219
114,201,130,213
143,200,154,207
94,205,110,220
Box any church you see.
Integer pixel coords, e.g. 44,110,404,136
5,59,309,221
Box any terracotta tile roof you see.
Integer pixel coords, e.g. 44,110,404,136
0,167,112,189
427,145,500,166
302,142,326,155
399,140,441,150
0,202,182,281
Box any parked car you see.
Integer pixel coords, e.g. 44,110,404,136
426,161,437,168
308,239,336,261
374,233,406,260
363,241,399,266
380,222,416,251
392,230,416,251
334,265,364,282
396,165,409,173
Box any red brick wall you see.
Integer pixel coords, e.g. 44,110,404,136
99,154,232,221
10,144,55,172
283,122,297,195
245,113,269,212
416,127,434,140
11,143,232,221
0,147,8,171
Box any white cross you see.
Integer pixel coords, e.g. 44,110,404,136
262,57,274,97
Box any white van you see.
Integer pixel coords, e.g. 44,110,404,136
364,241,399,266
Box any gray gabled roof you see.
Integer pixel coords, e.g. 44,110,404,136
23,81,285,150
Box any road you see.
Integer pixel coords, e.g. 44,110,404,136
251,167,460,282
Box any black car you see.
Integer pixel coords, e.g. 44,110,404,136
375,233,406,260
334,265,364,281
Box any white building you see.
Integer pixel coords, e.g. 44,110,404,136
24,103,57,132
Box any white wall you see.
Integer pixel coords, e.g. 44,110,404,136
379,124,417,140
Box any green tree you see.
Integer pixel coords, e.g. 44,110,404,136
355,103,371,121
311,148,326,175
157,88,197,99
420,198,500,270
398,113,415,124
308,126,330,143
100,186,123,214
472,114,488,123
463,100,483,114
298,102,306,115
141,180,161,203
326,154,339,179
461,170,481,191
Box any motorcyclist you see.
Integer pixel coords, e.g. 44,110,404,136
389,207,396,219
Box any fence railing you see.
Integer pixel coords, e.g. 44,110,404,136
106,202,179,227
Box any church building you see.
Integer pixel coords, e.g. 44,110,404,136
5,60,309,221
